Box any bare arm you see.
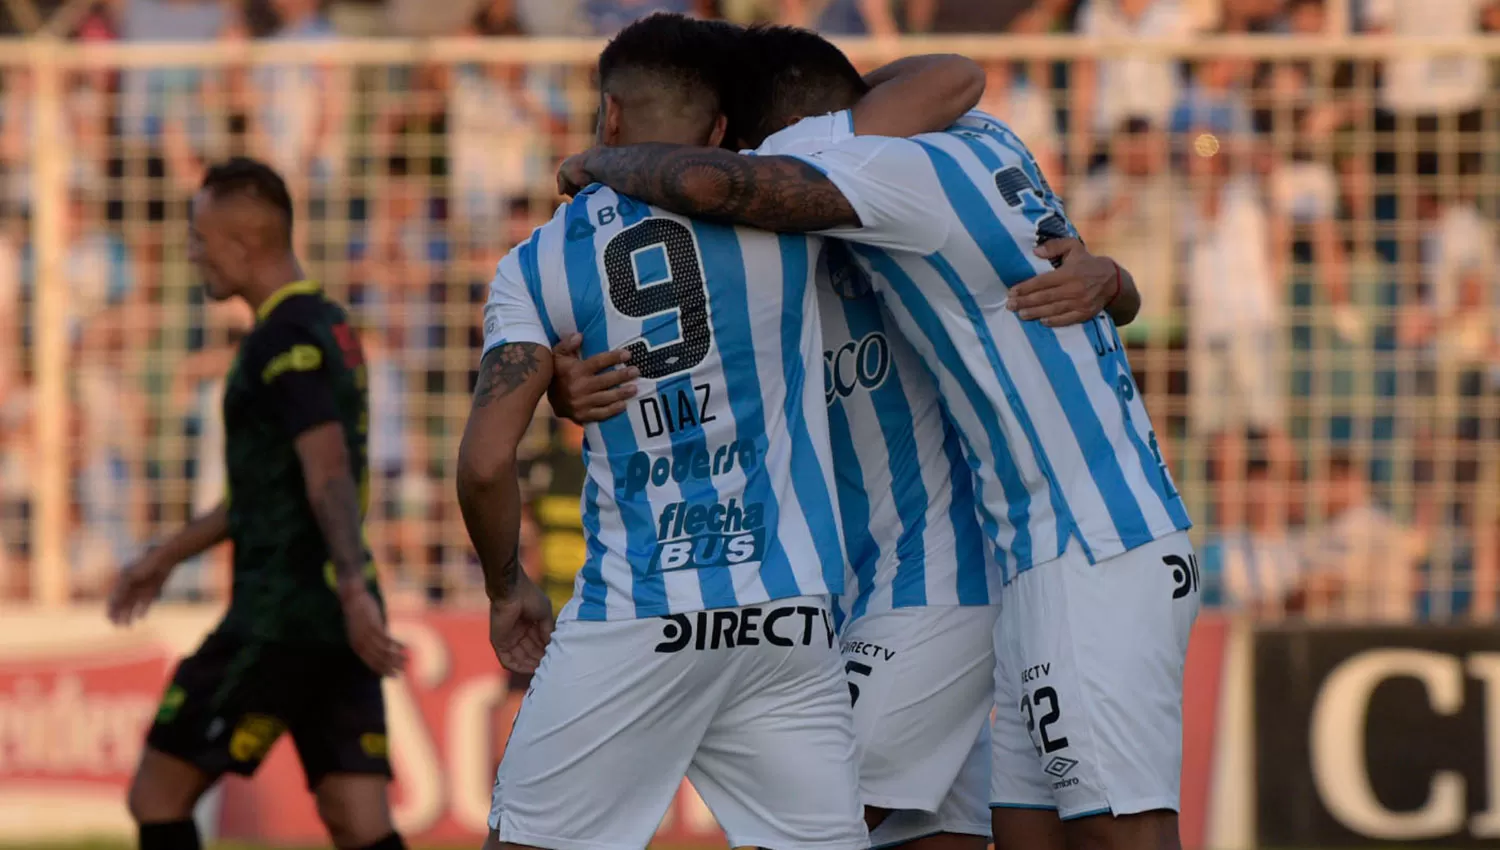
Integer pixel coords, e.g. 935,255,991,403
295,423,367,597
560,145,858,233
143,502,231,571
457,342,553,601
854,54,986,137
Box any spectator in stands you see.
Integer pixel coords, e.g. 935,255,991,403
0,211,18,404
1296,453,1429,621
1073,0,1207,163
163,62,265,193
800,0,904,35
360,315,427,580
448,61,553,239
977,61,1062,191
1183,139,1291,488
253,0,348,209
114,0,239,139
1170,54,1254,142
1363,0,1490,203
19,189,139,347
1072,117,1178,348
1220,0,1288,31
0,382,30,595
1200,452,1303,616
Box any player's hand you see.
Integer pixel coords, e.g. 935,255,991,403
557,151,595,197
548,334,639,423
340,585,408,677
106,552,171,626
1006,239,1119,328
489,578,555,675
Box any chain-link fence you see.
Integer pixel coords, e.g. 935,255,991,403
1,36,1497,620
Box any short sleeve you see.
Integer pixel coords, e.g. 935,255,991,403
245,320,341,438
482,247,552,358
785,136,951,255
752,111,856,157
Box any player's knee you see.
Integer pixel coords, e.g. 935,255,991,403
316,791,395,849
126,765,202,824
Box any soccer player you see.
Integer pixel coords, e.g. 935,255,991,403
551,26,1144,850
559,28,1199,850
456,16,863,850
106,158,407,850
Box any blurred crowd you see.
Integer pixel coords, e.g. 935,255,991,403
0,0,1497,621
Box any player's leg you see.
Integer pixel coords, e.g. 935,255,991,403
1008,535,1200,850
842,606,997,849
873,720,992,850
287,644,403,849
687,598,867,850
989,593,1066,850
489,614,720,850
132,631,284,850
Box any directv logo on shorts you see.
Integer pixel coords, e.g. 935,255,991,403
651,498,767,571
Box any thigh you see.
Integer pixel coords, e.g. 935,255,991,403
145,630,288,781
689,599,867,850
491,614,721,850
1029,535,1199,821
874,722,993,849
287,646,392,790
845,606,998,814
988,594,1055,814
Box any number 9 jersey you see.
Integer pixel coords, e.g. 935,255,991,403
482,185,846,623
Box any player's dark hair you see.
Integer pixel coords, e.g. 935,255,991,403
200,156,294,241
597,13,738,130
729,25,870,149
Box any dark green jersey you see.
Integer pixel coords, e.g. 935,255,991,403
218,281,381,645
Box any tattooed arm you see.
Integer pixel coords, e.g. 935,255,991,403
456,342,554,601
559,145,860,233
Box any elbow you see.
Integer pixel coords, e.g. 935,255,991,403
946,56,987,114
456,443,517,498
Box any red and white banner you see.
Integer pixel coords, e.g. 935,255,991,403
0,608,1235,847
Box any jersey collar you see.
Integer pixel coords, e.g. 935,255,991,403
256,279,322,322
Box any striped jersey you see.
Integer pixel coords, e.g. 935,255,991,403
756,122,997,624
773,110,1192,583
481,185,845,622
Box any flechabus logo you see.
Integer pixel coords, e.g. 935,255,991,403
651,498,767,572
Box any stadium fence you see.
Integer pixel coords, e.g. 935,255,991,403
0,35,1496,621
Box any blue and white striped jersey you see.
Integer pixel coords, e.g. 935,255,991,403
756,120,997,623
775,110,1192,583
816,245,997,622
481,185,845,622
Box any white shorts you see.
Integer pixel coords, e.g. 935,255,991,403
490,597,868,850
841,605,998,845
990,532,1200,820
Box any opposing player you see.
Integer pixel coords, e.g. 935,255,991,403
560,30,1198,850
107,158,407,850
456,16,863,850
550,25,1145,850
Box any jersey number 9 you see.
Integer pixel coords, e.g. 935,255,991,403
604,219,713,380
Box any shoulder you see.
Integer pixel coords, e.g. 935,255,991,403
755,111,855,157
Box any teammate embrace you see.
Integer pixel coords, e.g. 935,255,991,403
466,13,1199,850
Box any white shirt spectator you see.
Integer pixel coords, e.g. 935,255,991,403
1077,0,1200,131
450,66,546,225
1300,505,1423,622
1187,175,1277,339
1365,0,1488,115
1271,159,1339,224
1424,202,1496,315
1071,169,1179,334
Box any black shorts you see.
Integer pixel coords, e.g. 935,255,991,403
145,629,391,789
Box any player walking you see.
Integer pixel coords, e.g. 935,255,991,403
457,16,865,850
560,29,1198,850
107,159,408,850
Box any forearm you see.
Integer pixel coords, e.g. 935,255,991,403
855,55,985,137
456,459,524,602
1105,262,1141,326
307,472,368,592
577,145,858,232
146,502,230,572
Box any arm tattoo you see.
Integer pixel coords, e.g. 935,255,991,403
582,144,859,232
310,473,367,591
474,343,546,408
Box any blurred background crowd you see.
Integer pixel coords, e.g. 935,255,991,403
0,0,1497,623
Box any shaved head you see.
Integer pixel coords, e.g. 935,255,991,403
595,14,739,147
189,157,297,302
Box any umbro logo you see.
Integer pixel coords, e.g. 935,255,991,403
1044,756,1078,779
